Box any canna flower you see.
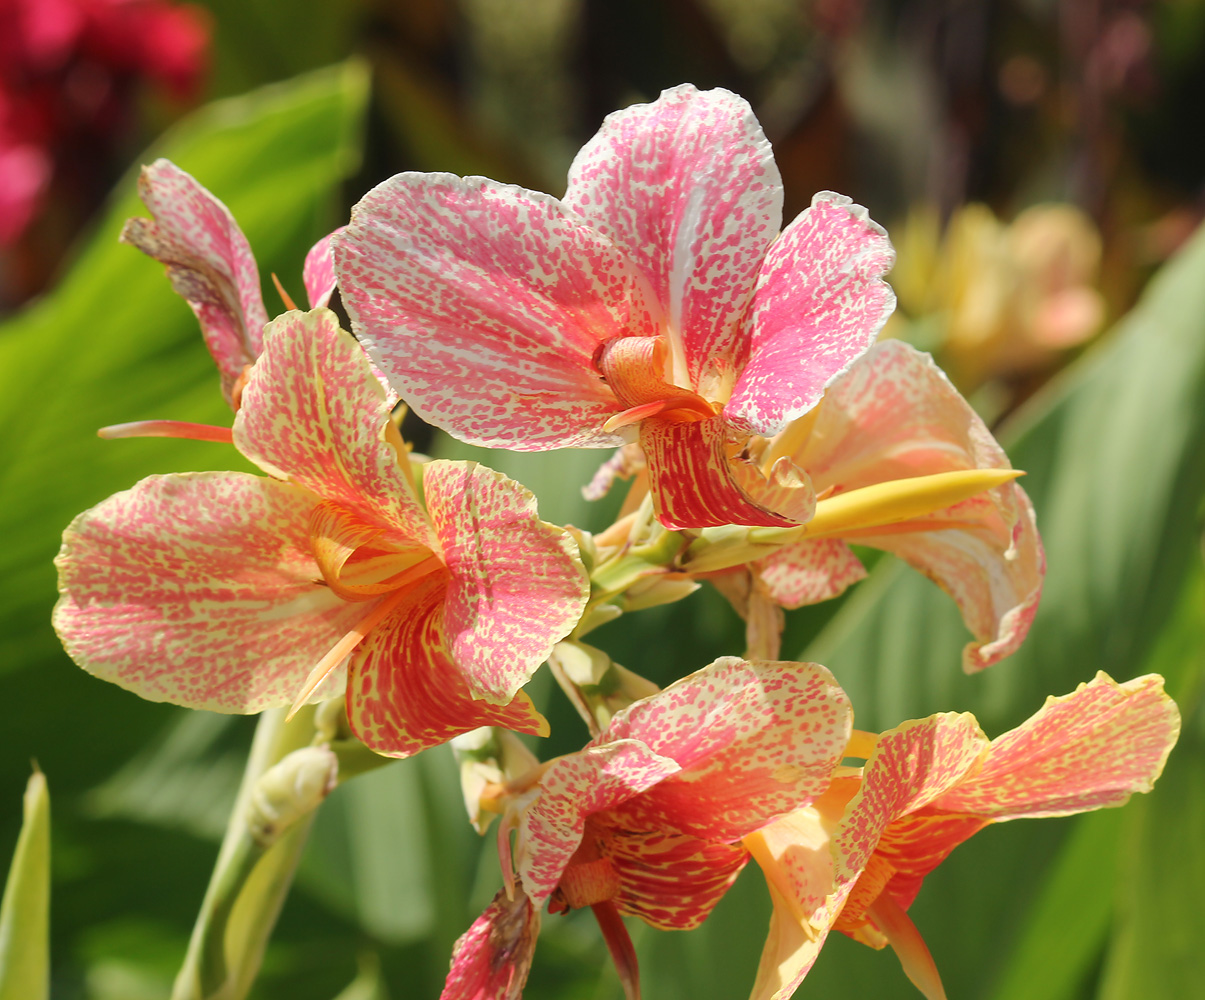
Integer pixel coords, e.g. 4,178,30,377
444,657,853,999
744,672,1180,1000
120,158,342,411
335,84,895,530
53,308,590,757
734,338,1044,670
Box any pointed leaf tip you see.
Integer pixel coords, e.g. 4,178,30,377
0,769,50,1000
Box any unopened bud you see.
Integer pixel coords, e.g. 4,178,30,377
549,641,659,734
618,572,699,612
452,728,540,834
247,746,338,846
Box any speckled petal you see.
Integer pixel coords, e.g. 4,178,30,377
757,538,868,608
441,885,539,1000
640,416,814,530
933,672,1180,819
120,159,268,404
564,84,782,392
53,472,362,712
601,658,852,843
424,460,589,704
234,308,433,546
303,228,343,308
336,172,660,449
774,340,1044,670
346,577,550,758
603,826,750,930
515,741,682,908
727,192,895,436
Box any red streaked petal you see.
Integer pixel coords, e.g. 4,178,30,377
564,84,782,395
756,538,867,608
727,192,895,436
336,172,659,450
933,672,1181,819
441,884,539,1000
601,658,852,843
346,578,550,758
53,472,362,712
591,900,641,1000
515,741,682,909
234,308,433,546
424,460,589,704
120,159,268,404
640,416,814,530
303,227,343,309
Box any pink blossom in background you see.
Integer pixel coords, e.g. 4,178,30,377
335,84,896,531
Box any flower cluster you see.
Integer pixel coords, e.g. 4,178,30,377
52,85,1179,1000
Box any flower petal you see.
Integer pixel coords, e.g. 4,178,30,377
601,658,852,843
515,741,682,908
234,308,433,546
441,884,539,1000
757,538,868,608
640,415,815,530
120,159,268,404
771,340,1044,670
424,460,590,704
53,472,361,712
336,172,659,449
303,227,343,309
345,578,550,758
564,84,782,394
727,192,895,436
932,672,1180,819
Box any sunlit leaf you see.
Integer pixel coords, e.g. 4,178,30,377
0,770,50,1000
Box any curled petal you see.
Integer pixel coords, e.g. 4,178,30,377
757,538,868,608
424,460,590,704
120,159,268,404
602,658,852,843
303,227,344,309
234,308,432,546
336,172,660,449
727,192,896,436
441,884,540,1000
564,84,783,395
640,416,815,530
53,473,361,712
346,578,550,758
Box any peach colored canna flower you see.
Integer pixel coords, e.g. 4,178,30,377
744,672,1180,1000
743,338,1044,670
443,657,854,1000
54,308,590,757
335,84,896,531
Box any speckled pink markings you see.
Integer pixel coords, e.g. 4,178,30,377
441,884,539,1000
335,85,896,529
54,308,589,758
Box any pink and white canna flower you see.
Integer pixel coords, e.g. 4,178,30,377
335,84,896,530
744,672,1180,1000
54,308,590,757
745,338,1044,670
121,158,343,410
445,657,853,999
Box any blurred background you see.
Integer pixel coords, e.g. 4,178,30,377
1,0,1203,998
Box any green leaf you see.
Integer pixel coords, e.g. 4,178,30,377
0,769,50,1000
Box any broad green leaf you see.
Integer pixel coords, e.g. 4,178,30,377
0,769,50,1000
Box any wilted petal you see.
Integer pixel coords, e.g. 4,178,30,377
727,193,895,436
602,658,852,843
53,473,361,712
933,672,1180,819
516,741,682,908
120,159,268,403
346,578,550,758
234,308,433,545
337,172,660,449
564,84,783,393
303,227,343,309
424,459,589,704
640,416,815,529
441,885,539,1000
774,340,1043,670
757,538,868,608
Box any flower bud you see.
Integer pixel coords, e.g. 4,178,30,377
246,746,338,846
